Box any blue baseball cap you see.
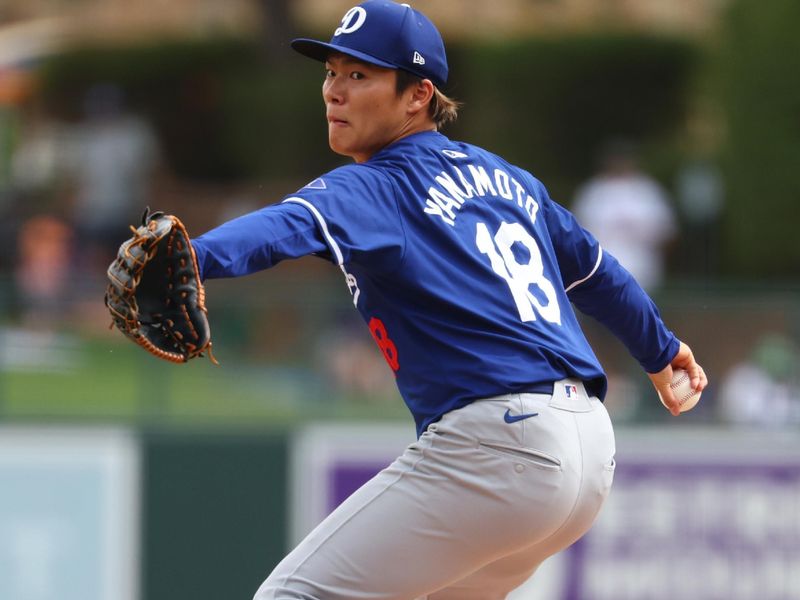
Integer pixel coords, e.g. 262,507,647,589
291,1,448,88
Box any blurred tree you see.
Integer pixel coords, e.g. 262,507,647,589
717,0,800,278
36,33,698,189
458,35,698,203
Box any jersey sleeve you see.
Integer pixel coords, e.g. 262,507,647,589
568,252,680,373
192,201,329,280
536,181,605,292
537,181,680,373
282,165,405,271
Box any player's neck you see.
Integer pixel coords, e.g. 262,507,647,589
389,122,437,148
355,120,437,163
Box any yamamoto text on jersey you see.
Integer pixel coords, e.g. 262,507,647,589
423,164,540,226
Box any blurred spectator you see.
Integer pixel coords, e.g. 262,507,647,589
573,139,677,292
11,101,67,199
65,83,161,271
14,214,74,329
4,101,71,307
718,333,800,427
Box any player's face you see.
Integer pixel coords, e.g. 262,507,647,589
323,54,421,163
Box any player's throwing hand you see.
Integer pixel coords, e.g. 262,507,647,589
648,341,707,415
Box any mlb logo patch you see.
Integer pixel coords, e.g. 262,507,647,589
565,384,578,398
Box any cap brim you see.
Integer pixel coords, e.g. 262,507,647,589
291,38,398,70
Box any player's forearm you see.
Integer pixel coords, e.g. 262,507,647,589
569,252,679,372
192,202,328,280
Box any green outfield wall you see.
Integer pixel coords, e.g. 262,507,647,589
141,430,289,600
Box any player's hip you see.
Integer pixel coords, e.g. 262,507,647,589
428,380,614,470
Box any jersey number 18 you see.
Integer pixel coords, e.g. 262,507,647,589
476,221,561,325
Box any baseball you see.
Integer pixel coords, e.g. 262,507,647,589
659,368,701,413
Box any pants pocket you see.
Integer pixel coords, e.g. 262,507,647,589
478,441,562,472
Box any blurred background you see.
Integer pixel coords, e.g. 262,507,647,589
0,1,798,599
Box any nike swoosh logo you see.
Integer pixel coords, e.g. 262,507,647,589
503,409,539,424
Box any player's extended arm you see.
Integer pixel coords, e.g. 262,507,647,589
646,341,708,416
568,259,708,416
191,201,329,279
567,250,679,369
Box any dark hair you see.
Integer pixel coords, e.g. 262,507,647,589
395,70,461,130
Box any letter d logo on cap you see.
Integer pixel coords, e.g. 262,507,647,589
335,6,367,36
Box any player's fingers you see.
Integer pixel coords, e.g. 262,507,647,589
681,359,706,391
691,364,708,391
665,393,682,416
647,369,681,416
671,342,708,391
661,392,681,416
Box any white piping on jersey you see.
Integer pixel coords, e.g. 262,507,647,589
565,246,603,293
283,197,344,265
284,196,361,306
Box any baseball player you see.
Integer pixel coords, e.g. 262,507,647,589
189,2,708,598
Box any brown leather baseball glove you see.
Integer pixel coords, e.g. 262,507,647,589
105,208,217,364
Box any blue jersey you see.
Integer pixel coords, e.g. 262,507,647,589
193,131,678,435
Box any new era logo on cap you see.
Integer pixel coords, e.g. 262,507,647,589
291,1,449,88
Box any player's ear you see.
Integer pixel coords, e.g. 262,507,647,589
407,78,435,115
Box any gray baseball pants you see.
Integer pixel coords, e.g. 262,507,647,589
255,379,616,599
